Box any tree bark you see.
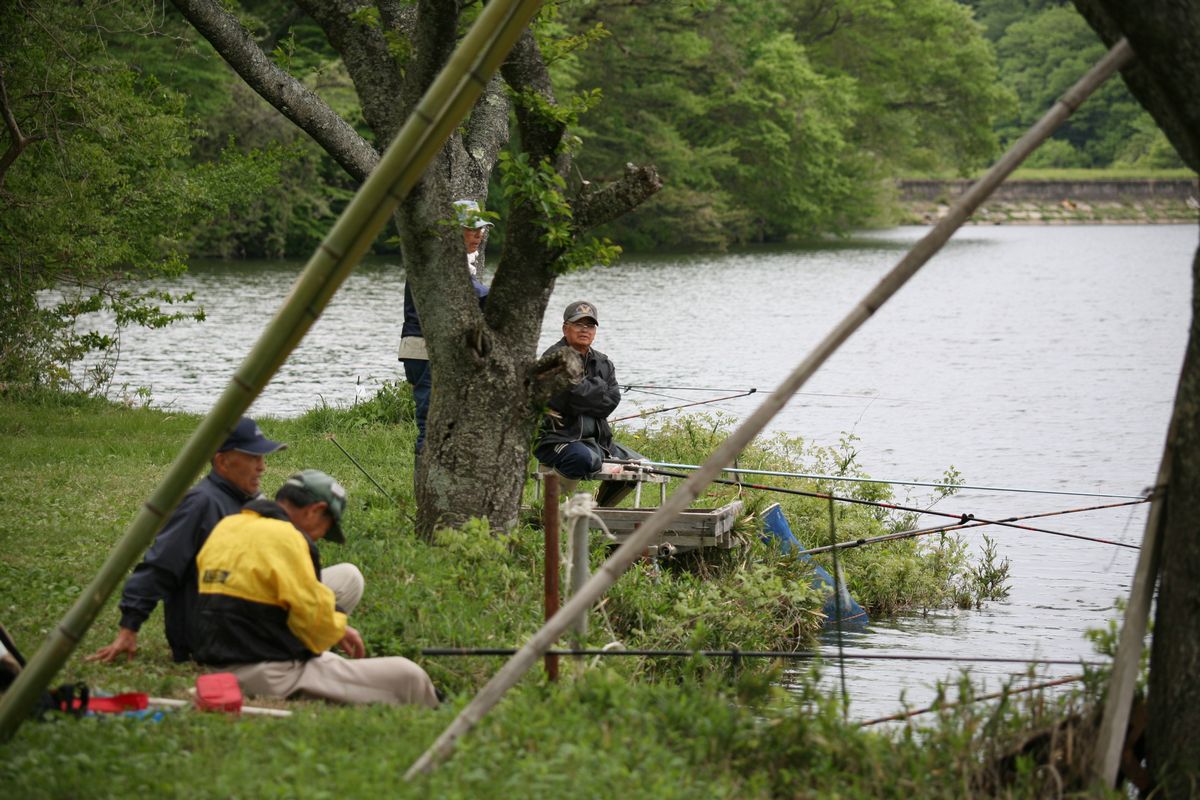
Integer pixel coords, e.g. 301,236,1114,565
172,0,660,535
1071,2,1200,794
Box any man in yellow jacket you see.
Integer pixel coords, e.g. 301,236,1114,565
194,470,438,708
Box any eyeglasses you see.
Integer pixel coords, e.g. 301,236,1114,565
568,321,597,331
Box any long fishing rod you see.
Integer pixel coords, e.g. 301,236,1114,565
794,498,1149,556
644,466,1140,550
622,384,879,401
422,647,1104,668
644,460,1148,501
858,674,1085,727
612,389,757,422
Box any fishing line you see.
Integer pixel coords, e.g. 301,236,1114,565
793,498,1148,556
642,466,1141,550
612,389,758,422
641,460,1148,500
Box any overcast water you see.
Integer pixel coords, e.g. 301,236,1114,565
100,224,1198,721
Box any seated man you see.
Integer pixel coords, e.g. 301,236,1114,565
193,470,438,708
87,417,312,663
534,300,642,493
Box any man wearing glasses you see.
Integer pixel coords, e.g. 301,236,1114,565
534,300,627,492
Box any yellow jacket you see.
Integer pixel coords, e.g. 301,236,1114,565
194,502,346,664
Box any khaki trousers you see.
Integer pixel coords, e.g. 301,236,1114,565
320,563,364,614
230,652,438,708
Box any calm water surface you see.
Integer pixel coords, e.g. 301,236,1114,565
105,224,1198,720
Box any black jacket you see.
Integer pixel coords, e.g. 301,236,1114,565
536,338,621,451
118,471,254,662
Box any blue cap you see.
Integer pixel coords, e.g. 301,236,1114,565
218,417,286,456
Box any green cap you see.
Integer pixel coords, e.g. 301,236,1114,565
283,470,347,544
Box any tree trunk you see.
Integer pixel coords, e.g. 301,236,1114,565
1071,2,1200,793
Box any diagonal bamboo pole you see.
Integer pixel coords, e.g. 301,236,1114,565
0,0,545,743
404,37,1135,780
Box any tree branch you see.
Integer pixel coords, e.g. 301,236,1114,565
0,64,44,192
169,0,379,182
295,0,410,145
572,162,662,232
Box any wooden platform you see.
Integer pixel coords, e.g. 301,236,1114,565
594,501,743,551
532,461,743,551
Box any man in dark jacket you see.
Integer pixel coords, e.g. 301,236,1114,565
535,300,640,490
86,417,288,664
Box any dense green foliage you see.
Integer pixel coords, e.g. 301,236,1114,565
0,391,1123,798
561,0,1011,249
965,0,1185,169
0,2,283,392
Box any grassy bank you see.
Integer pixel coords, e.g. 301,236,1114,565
0,390,1115,797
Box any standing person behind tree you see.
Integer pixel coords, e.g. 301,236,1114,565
87,418,288,664
194,470,439,708
398,199,493,459
534,301,643,493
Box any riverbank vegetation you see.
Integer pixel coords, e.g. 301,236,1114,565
0,390,1131,798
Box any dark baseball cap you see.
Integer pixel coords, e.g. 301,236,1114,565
563,300,599,325
282,470,347,544
218,417,287,456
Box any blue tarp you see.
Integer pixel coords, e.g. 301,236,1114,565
760,503,868,629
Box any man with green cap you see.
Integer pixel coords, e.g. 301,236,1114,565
193,470,438,708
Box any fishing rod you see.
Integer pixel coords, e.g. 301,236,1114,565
422,647,1104,668
622,384,881,401
794,498,1149,556
858,674,1085,727
642,466,1141,550
612,389,758,422
643,460,1148,501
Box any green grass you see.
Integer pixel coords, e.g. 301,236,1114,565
0,389,1113,798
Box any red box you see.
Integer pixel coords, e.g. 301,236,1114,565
194,672,243,713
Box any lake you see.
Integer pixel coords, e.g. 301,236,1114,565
101,223,1199,721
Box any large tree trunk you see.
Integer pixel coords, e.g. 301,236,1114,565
1071,2,1200,794
172,1,660,535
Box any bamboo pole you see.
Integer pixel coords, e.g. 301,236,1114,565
1093,416,1171,783
403,38,1135,780
0,0,545,743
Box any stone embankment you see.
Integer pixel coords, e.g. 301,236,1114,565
898,178,1199,224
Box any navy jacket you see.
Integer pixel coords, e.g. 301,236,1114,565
118,471,254,662
536,338,622,451
401,276,489,343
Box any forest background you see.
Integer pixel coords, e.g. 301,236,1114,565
2,0,1195,391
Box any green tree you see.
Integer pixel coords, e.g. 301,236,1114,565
0,1,280,390
170,0,660,534
564,0,1009,250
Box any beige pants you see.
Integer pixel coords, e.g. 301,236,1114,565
320,563,364,614
230,652,438,708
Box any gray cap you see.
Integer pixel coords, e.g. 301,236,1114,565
563,300,599,325
453,199,493,229
282,470,347,544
